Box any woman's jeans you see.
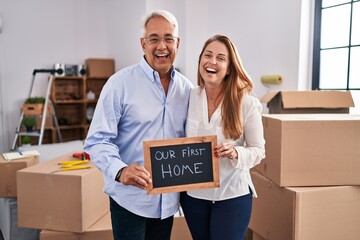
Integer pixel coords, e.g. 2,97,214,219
180,192,252,240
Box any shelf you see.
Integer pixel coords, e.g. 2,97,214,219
16,131,41,137
86,77,107,100
17,128,58,145
85,100,98,104
58,125,86,130
60,127,87,142
52,100,85,104
50,76,108,143
51,76,85,102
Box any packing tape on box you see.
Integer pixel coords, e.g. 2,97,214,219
261,75,282,84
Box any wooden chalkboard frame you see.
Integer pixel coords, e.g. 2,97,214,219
143,135,219,194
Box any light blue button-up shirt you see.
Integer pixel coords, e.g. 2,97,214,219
84,57,192,219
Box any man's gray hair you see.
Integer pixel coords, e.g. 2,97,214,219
141,9,179,37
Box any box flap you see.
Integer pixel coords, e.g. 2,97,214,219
262,113,360,121
281,91,354,109
260,91,354,109
260,91,280,103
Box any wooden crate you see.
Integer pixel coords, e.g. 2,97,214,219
20,117,54,130
51,77,85,102
40,128,57,144
86,78,107,100
55,104,85,125
46,75,107,143
22,103,52,115
36,115,54,128
60,127,87,142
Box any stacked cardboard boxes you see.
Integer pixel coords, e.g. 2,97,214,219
249,94,360,240
38,214,191,240
250,171,360,240
15,152,192,239
0,152,40,240
39,212,113,240
171,216,192,240
16,153,110,238
257,114,360,187
1,153,39,198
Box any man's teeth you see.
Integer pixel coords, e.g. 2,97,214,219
157,53,168,57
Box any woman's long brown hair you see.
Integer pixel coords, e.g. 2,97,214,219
197,35,253,139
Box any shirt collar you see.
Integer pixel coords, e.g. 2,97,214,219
140,56,176,83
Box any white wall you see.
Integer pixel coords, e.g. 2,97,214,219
0,0,312,152
0,0,147,152
185,0,304,96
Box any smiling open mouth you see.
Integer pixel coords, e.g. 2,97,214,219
205,67,217,73
156,53,169,58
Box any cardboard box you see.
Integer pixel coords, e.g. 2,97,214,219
244,228,254,240
252,232,265,240
85,58,115,78
0,198,40,240
0,154,39,197
39,214,192,240
39,212,113,240
257,114,360,187
17,153,108,233
249,171,360,240
171,216,192,240
260,91,354,114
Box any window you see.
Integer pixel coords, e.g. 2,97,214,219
312,0,360,113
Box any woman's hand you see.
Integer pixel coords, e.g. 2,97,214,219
214,142,238,159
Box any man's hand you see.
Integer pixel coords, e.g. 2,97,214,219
119,163,152,190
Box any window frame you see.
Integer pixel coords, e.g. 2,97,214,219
312,0,360,90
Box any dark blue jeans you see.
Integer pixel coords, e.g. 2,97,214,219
180,192,252,240
109,197,174,240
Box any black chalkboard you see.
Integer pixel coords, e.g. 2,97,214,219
143,135,219,194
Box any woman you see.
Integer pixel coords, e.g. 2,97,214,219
180,34,265,240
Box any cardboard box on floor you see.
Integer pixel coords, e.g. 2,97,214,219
249,171,360,240
40,212,113,240
17,153,108,233
171,216,192,240
0,198,40,240
261,90,354,114
252,232,265,240
39,214,191,240
0,154,39,197
173,216,251,240
244,228,253,240
257,114,360,187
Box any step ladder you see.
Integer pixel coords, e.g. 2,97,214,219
11,69,63,150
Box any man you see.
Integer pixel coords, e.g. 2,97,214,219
84,9,192,240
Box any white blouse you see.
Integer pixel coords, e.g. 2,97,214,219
185,87,266,201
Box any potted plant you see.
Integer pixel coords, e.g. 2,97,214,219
22,116,37,132
25,97,45,104
21,136,31,146
23,97,49,116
